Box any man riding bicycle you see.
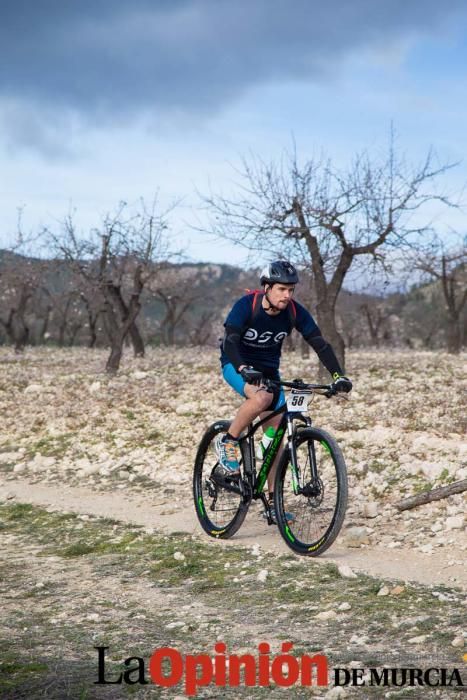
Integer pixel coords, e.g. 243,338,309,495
217,260,352,518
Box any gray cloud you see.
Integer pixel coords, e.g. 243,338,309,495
1,1,466,130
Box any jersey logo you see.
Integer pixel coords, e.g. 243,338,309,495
243,329,287,345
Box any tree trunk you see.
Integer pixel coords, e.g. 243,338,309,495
111,284,145,357
88,315,98,348
106,334,125,375
13,315,29,353
446,317,461,354
129,322,145,357
395,479,467,511
40,306,52,343
103,283,142,374
315,307,346,374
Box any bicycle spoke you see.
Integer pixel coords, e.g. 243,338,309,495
275,428,347,556
193,424,250,537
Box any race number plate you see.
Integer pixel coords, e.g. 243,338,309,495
286,391,311,412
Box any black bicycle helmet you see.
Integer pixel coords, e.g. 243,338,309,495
260,260,299,286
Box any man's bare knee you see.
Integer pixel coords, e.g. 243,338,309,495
253,390,273,411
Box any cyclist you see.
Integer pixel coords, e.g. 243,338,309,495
217,260,352,519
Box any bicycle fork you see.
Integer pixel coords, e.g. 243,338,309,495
286,415,319,496
286,415,301,495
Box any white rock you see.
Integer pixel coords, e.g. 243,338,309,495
132,371,148,380
89,381,101,394
175,403,196,415
86,613,100,622
173,551,185,561
419,462,444,480
377,586,390,597
24,384,43,394
13,463,26,473
257,569,268,583
338,564,358,579
349,634,369,645
325,688,348,698
362,502,378,518
316,610,337,620
451,637,464,648
419,544,433,554
408,635,427,644
344,527,370,547
338,602,352,611
446,516,464,530
0,451,20,464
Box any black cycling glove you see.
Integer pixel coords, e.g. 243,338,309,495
240,366,263,386
332,374,353,393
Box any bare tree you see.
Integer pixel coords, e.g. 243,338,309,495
200,137,457,370
412,235,467,353
0,241,46,352
360,300,391,347
149,265,216,346
188,309,218,346
46,199,173,373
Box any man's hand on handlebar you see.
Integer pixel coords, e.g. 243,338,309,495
332,375,353,393
239,365,263,386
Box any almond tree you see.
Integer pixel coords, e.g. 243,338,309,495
148,265,216,346
46,199,172,373
0,248,45,351
413,236,467,353
200,139,457,370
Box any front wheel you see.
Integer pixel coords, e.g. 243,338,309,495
193,421,250,539
274,427,348,556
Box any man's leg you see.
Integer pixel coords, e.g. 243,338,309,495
228,384,274,438
217,364,274,476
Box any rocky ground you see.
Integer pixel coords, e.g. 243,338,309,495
0,345,465,698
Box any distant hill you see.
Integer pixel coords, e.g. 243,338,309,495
0,251,464,350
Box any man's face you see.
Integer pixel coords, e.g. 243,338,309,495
266,283,295,309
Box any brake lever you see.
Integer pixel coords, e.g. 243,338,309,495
324,387,338,399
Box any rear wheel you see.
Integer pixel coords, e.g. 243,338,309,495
193,421,250,539
274,427,348,556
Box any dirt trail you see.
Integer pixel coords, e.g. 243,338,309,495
1,477,465,590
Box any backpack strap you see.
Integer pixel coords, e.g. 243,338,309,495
251,290,264,321
245,290,296,331
288,299,297,329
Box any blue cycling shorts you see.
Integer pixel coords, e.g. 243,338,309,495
222,363,285,411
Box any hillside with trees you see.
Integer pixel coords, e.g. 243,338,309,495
1,250,465,366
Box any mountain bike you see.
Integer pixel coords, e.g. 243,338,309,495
193,378,348,556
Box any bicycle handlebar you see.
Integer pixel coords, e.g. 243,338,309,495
262,377,338,398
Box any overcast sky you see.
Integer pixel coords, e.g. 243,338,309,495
1,0,466,264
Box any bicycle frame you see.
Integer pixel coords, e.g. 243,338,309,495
238,399,314,501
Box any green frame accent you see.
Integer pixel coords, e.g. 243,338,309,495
197,496,205,516
255,426,286,494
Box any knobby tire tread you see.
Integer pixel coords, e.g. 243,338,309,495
193,421,250,539
274,426,348,556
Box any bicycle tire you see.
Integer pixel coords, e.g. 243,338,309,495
193,420,250,539
274,427,348,556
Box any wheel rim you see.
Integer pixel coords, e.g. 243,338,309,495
196,431,244,531
280,437,340,549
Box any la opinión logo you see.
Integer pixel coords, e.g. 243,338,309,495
94,643,328,695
